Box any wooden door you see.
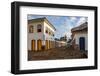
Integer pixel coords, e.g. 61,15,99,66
49,40,51,49
37,39,42,51
31,40,35,51
46,40,49,50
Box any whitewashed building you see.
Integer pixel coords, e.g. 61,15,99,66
55,41,67,47
71,22,88,51
28,17,56,51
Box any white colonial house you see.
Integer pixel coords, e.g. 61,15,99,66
28,17,56,51
71,22,88,51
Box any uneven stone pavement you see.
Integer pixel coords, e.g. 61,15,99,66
28,46,87,61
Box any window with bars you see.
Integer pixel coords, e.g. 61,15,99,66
29,25,34,33
37,24,42,32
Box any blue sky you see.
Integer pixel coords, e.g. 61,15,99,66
28,15,87,39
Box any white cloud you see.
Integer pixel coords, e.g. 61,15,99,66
61,18,74,38
76,17,87,26
62,17,87,38
63,26,73,38
69,17,77,22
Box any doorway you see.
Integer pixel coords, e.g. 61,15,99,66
37,39,42,51
79,37,85,51
31,40,35,51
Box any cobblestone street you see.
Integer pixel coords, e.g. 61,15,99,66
28,46,87,61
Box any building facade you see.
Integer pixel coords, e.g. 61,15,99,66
71,22,88,51
55,41,67,47
28,17,56,51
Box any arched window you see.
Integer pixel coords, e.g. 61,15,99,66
52,32,54,36
49,30,51,35
37,24,42,32
45,27,48,34
29,25,34,33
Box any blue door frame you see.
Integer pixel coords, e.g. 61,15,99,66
79,37,85,51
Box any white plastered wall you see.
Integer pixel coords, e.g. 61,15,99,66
74,32,88,50
44,21,55,41
28,21,44,50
